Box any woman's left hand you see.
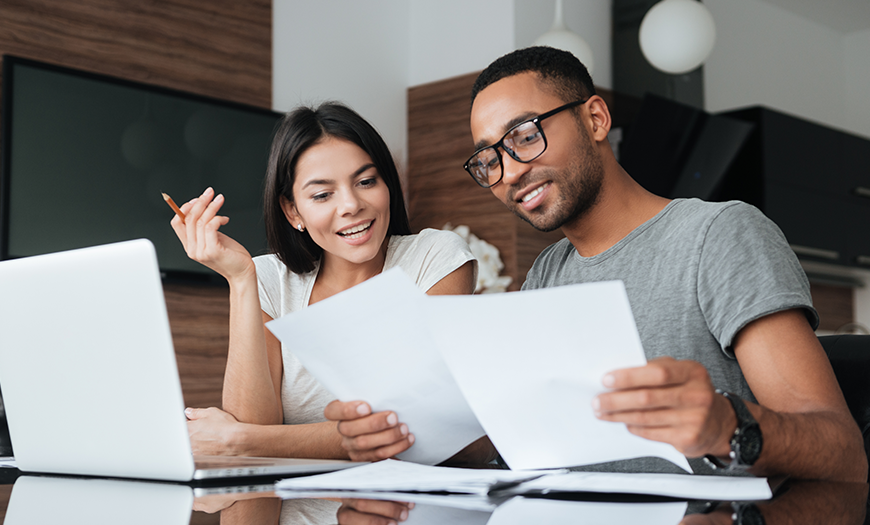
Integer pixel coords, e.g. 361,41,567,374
324,401,415,461
185,406,245,456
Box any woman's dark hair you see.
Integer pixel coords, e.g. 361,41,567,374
263,102,411,274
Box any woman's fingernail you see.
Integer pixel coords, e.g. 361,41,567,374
399,509,409,521
386,413,398,426
356,404,370,416
399,424,408,436
602,374,615,387
591,397,600,411
408,434,415,444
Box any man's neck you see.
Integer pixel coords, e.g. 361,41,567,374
561,163,670,258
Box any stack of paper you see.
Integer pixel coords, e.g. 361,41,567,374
275,460,773,501
266,268,689,470
275,459,550,495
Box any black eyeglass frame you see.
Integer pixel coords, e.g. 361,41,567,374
463,98,588,188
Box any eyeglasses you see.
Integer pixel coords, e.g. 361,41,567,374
464,99,588,188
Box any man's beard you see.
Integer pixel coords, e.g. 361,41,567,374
509,138,605,232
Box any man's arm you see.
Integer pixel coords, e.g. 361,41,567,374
594,309,867,481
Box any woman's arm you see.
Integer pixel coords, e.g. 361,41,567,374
186,406,348,458
170,187,282,425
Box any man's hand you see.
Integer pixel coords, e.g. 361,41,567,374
337,498,415,525
324,401,415,461
592,357,736,458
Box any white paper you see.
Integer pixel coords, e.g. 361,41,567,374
427,281,691,472
487,497,688,525
279,490,499,512
502,471,772,501
266,269,486,465
275,459,550,495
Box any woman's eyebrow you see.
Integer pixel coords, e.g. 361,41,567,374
300,163,377,190
301,178,334,190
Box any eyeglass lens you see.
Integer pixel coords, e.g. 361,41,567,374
467,121,546,187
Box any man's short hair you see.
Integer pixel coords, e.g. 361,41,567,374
471,46,596,107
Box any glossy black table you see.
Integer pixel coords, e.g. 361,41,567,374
0,467,866,525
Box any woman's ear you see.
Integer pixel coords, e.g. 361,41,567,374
279,196,303,230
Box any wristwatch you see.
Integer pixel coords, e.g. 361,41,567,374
703,391,763,472
731,501,766,525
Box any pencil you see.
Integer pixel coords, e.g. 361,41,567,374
162,193,186,223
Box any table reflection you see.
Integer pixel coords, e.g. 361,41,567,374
0,474,864,525
266,479,869,525
5,475,192,525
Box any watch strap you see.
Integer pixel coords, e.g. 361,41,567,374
703,390,762,471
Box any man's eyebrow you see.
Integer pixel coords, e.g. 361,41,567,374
300,163,376,190
473,112,538,151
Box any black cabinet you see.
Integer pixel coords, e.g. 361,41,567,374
719,107,870,269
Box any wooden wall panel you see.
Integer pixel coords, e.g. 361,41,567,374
0,0,271,108
811,283,855,333
0,0,271,408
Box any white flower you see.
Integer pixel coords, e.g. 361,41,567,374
443,223,513,293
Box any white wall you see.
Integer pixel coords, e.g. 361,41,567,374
514,0,613,89
704,0,847,133
408,0,515,88
272,0,409,165
844,28,870,140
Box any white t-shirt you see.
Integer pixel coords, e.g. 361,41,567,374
253,228,477,425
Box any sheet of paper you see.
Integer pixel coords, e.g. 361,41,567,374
487,497,688,525
426,280,691,472
275,459,550,495
502,471,772,501
266,269,485,465
279,490,499,512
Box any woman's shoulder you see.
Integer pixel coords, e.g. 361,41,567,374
390,228,471,253
386,229,476,291
253,253,316,287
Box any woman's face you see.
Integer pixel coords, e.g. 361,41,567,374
285,137,391,267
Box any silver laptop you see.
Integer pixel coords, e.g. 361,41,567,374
0,239,364,482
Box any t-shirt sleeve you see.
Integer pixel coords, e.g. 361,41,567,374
396,229,478,292
253,255,282,320
697,202,819,356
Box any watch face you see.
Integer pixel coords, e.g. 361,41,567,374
734,502,765,525
737,423,763,465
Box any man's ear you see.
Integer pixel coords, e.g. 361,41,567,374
280,196,302,228
587,95,612,142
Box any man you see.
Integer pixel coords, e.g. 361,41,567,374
326,47,866,481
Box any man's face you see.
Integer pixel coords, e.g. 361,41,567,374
469,72,604,232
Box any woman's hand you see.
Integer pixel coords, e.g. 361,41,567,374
186,406,246,456
337,498,415,525
169,187,255,284
324,401,415,461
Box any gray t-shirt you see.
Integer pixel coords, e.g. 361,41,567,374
522,198,819,474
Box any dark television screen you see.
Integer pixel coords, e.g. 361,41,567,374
1,56,281,282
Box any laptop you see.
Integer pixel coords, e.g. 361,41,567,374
0,239,364,482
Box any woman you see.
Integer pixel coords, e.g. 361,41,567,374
170,102,479,461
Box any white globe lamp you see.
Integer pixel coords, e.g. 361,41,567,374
639,0,716,75
534,0,595,75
